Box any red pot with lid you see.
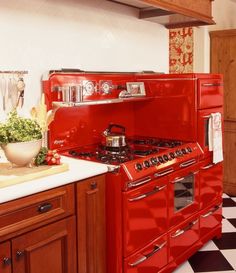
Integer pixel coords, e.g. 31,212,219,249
103,124,126,147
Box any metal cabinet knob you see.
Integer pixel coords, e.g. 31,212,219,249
16,250,25,259
38,202,53,213
3,257,12,266
90,181,97,190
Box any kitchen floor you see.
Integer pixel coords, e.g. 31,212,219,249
174,193,236,273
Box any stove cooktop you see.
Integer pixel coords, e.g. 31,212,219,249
62,137,183,165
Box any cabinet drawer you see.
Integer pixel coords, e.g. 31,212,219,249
197,78,223,109
0,184,75,239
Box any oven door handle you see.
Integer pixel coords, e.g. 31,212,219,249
171,219,199,238
128,185,166,202
202,83,223,87
201,205,221,218
154,168,174,178
128,242,166,267
201,164,214,170
179,159,196,168
171,177,185,184
127,177,152,189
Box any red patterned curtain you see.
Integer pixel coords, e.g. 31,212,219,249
169,27,194,73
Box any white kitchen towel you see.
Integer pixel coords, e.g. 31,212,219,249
208,112,223,164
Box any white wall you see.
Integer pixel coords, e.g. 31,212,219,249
194,0,236,72
0,0,168,112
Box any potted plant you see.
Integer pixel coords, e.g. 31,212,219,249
0,110,43,167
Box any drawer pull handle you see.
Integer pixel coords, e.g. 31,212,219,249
180,159,196,168
128,185,166,202
128,242,166,267
3,257,12,266
201,205,221,218
38,202,53,213
201,164,214,170
90,181,97,190
16,250,25,259
171,219,199,238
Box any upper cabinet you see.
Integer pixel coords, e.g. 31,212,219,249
107,0,215,28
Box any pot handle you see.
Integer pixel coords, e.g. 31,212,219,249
106,124,125,135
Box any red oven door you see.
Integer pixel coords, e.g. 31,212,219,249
169,215,199,262
199,158,223,209
168,163,199,228
199,200,222,244
197,107,223,159
122,177,168,257
124,234,168,273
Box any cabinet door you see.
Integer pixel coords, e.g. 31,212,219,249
11,216,77,273
76,175,106,273
0,241,12,273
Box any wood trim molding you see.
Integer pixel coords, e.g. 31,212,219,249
210,29,236,37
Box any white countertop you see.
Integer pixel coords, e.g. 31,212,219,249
0,153,109,204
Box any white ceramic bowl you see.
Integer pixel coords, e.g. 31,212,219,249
1,139,42,167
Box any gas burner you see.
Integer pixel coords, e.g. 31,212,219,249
155,140,182,148
68,150,95,158
132,139,156,145
96,144,133,164
133,148,158,156
97,153,132,164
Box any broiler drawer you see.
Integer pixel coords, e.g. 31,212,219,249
0,184,75,239
200,201,222,239
169,215,199,262
124,234,168,273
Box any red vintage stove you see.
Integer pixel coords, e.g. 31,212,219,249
43,70,223,273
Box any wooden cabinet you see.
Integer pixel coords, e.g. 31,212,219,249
0,184,77,273
108,0,215,28
11,216,77,273
0,241,11,273
210,29,236,195
0,217,76,273
0,184,75,242
0,176,107,273
76,175,106,273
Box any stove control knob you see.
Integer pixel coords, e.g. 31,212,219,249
181,148,187,155
163,154,169,161
175,150,182,157
158,156,164,163
187,146,192,153
143,160,151,168
135,163,143,171
169,152,175,159
150,157,158,165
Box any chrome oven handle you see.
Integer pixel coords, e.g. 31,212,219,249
179,159,196,168
202,83,223,87
128,242,166,267
171,177,185,184
154,168,174,178
128,185,166,202
171,219,199,238
201,164,214,170
127,177,152,189
201,205,221,218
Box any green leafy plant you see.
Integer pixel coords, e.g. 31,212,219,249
0,110,42,144
34,147,48,166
